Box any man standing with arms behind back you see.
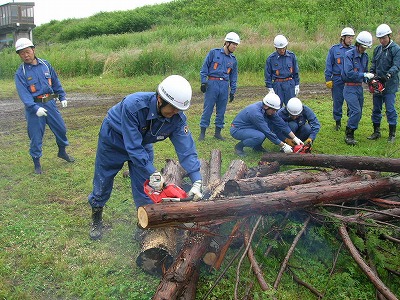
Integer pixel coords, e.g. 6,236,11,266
198,32,239,141
14,38,75,174
367,24,400,143
325,27,355,131
265,34,300,106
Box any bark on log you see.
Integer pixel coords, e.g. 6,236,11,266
223,169,379,196
138,177,400,228
245,161,280,178
152,232,211,300
339,225,399,300
152,154,247,300
260,153,400,173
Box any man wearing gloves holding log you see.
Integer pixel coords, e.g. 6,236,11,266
87,75,203,240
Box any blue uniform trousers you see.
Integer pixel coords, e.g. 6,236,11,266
88,119,154,209
230,127,266,148
275,121,311,142
26,99,68,158
200,80,229,128
371,93,397,125
273,80,295,106
344,86,364,130
332,79,347,121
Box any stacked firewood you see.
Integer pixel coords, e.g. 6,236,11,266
136,151,400,300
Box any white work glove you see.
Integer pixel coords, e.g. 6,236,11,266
364,72,374,80
188,180,203,201
295,85,300,96
149,171,165,191
36,107,47,117
293,136,304,145
61,100,68,108
281,143,293,153
268,88,275,94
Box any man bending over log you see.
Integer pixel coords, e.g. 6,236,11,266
87,75,203,240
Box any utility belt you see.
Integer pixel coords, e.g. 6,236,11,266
345,82,362,86
208,76,227,81
34,93,58,103
274,77,293,82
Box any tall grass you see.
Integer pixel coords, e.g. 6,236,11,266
1,0,399,80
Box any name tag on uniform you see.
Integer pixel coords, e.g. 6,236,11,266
156,136,164,140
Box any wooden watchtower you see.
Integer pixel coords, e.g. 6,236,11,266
0,2,35,50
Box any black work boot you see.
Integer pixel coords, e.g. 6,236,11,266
32,157,42,174
253,144,268,152
89,207,103,240
367,123,381,140
58,146,75,162
335,120,341,131
345,127,357,145
388,124,396,143
214,127,225,141
198,127,206,141
234,142,246,157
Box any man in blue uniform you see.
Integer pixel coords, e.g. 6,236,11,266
276,97,320,145
230,93,302,157
199,32,240,141
87,75,203,240
342,31,374,145
265,35,300,106
367,24,400,143
14,38,74,175
325,27,355,131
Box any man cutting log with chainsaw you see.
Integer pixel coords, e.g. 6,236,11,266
276,97,320,151
87,75,203,240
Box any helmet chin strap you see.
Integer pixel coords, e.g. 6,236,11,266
157,95,169,118
225,42,233,54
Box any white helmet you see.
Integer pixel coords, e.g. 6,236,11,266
15,38,34,53
263,93,281,110
286,97,303,116
356,31,373,48
273,35,288,48
224,32,240,44
157,75,192,111
341,27,355,36
376,24,392,38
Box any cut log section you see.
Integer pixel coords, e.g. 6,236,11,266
138,177,400,228
223,168,358,196
260,153,400,173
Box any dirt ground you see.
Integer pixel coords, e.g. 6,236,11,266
0,83,329,135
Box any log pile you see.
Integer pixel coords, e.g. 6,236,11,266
136,152,400,299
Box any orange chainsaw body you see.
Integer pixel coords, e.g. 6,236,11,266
144,180,188,203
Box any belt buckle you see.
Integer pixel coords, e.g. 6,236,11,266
219,77,223,81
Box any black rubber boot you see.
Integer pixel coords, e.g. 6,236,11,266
335,120,341,131
253,144,268,152
388,124,396,143
198,127,206,141
32,157,42,174
214,127,225,141
89,207,103,240
367,123,381,140
58,146,75,162
234,142,246,157
345,127,357,145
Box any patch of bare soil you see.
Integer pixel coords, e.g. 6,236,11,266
0,84,329,135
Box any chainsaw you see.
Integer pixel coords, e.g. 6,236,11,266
368,76,385,94
144,180,193,203
293,142,312,154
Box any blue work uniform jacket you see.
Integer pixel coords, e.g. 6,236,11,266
277,105,321,141
325,43,355,82
106,92,201,183
370,40,400,94
200,47,238,94
264,50,300,88
231,101,290,145
15,57,66,113
342,48,369,83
